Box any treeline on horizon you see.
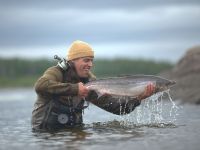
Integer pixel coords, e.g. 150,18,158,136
0,57,174,87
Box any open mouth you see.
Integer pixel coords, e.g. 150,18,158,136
84,68,90,72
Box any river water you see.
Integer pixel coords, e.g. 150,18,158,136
0,88,200,150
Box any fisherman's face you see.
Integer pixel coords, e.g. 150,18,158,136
73,56,93,78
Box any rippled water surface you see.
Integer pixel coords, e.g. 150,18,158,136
0,88,200,150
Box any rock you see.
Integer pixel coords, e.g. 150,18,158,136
160,46,200,104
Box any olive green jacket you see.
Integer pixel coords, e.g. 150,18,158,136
31,63,96,130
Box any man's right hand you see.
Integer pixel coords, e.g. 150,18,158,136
78,82,89,98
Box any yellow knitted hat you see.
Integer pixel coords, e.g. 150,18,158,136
67,40,94,60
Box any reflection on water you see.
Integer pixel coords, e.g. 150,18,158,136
32,124,145,149
0,88,200,150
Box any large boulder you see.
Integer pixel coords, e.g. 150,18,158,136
160,46,200,104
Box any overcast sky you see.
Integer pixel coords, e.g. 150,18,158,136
0,0,200,62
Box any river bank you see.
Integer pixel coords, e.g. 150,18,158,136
160,46,200,104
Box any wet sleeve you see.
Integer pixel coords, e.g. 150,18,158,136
34,67,78,96
86,91,141,115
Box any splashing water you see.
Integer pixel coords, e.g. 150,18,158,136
118,90,180,128
166,90,180,122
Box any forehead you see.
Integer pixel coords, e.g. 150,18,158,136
73,57,93,63
78,56,93,61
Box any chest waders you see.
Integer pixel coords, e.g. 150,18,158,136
41,97,85,130
40,63,89,130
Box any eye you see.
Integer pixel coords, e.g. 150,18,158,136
83,58,93,63
83,59,89,63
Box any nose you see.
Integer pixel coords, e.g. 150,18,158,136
88,60,93,67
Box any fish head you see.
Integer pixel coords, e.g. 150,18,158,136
155,78,176,92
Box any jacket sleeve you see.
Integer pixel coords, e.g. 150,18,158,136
34,67,78,96
86,90,141,115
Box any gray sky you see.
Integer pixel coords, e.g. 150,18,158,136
0,0,200,62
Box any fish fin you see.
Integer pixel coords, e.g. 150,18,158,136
96,92,112,99
95,91,104,99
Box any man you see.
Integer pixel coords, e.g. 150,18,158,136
31,40,155,131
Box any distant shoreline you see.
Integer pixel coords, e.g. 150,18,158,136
0,58,173,88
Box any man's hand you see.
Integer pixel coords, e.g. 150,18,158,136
78,82,89,98
138,82,156,100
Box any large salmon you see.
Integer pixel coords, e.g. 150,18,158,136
85,75,176,115
86,75,175,98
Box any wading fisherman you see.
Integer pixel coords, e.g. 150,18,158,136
31,40,155,131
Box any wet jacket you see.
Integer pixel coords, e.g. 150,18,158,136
31,62,96,131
